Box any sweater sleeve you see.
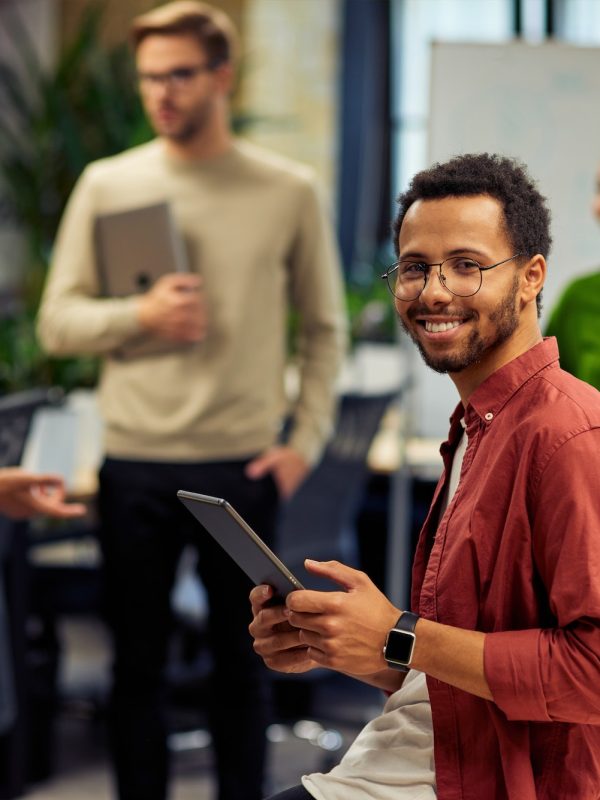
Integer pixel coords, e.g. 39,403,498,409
36,165,142,356
285,178,348,465
545,274,600,390
484,428,600,724
545,284,581,379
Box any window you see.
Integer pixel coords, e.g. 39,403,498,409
390,0,513,199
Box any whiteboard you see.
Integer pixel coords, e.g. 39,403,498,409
412,41,600,437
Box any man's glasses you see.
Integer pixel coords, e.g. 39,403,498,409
137,64,216,91
381,254,522,301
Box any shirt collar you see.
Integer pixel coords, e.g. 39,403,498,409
462,337,559,429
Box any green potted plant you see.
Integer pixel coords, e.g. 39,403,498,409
0,3,284,394
0,3,152,393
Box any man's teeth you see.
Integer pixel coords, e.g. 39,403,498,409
425,320,461,333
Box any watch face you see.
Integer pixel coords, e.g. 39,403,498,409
384,628,416,665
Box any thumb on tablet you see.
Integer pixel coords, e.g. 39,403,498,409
304,559,363,591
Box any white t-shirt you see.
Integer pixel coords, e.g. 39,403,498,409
302,426,468,800
302,668,435,800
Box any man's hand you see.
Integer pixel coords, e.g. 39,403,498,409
249,561,405,693
285,561,492,700
0,468,86,520
136,273,207,342
283,560,401,676
249,583,321,674
245,446,309,499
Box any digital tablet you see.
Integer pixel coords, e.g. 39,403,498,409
94,201,190,359
95,201,188,298
177,490,305,601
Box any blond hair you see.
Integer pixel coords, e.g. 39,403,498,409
130,1,238,66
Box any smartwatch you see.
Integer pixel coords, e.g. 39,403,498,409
383,611,420,672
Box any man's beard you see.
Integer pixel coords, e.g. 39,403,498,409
152,97,213,143
400,275,520,374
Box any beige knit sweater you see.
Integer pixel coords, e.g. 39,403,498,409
37,138,347,464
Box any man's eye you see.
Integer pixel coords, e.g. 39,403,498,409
448,258,480,272
171,68,194,81
400,262,427,275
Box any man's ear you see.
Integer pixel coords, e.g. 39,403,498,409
520,254,546,306
214,62,235,96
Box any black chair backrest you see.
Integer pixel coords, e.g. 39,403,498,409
277,392,396,590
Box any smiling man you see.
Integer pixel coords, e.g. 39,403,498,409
250,153,600,800
36,3,346,800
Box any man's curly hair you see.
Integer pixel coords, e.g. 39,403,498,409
392,153,552,315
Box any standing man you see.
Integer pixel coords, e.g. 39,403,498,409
251,153,600,800
37,3,346,799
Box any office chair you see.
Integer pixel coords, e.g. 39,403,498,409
271,391,398,763
278,391,397,583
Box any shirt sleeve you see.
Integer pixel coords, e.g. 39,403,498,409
36,165,142,356
484,427,600,724
285,178,349,465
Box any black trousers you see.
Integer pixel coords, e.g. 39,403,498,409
98,457,279,800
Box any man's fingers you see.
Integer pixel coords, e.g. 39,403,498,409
245,453,273,480
0,470,65,494
255,643,316,674
253,626,304,657
158,272,202,291
303,559,368,592
27,489,86,518
249,584,276,613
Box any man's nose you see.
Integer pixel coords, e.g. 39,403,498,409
419,266,452,304
144,78,174,98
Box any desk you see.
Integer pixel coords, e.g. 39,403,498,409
22,343,409,499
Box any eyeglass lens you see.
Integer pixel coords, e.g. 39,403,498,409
138,66,208,89
389,257,483,300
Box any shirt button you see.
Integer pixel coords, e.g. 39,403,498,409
484,412,494,421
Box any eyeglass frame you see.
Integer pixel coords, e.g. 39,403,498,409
381,253,523,301
136,62,221,90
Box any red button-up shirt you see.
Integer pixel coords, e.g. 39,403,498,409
411,338,600,799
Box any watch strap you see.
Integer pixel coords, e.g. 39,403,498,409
395,611,420,634
384,610,420,672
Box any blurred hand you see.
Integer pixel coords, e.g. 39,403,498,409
245,446,309,499
136,273,207,342
0,468,86,520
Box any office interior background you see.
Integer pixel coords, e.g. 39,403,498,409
1,0,600,797
2,0,600,428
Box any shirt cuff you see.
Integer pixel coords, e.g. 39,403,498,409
105,295,145,338
484,629,551,722
287,427,327,467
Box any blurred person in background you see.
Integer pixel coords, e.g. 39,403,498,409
545,162,600,389
36,2,347,799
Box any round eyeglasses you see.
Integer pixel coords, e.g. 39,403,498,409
137,64,216,91
381,253,522,301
